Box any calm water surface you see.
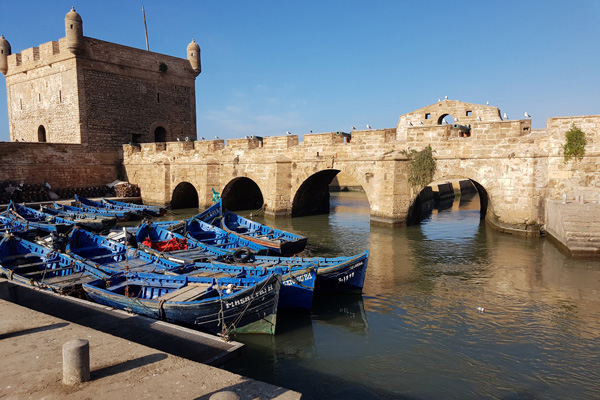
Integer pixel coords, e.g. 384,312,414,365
178,192,600,399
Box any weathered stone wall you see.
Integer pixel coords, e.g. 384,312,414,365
4,35,198,148
6,39,81,143
123,107,600,235
396,100,503,141
0,142,119,188
77,38,198,147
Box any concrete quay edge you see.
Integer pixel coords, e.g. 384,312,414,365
0,280,302,400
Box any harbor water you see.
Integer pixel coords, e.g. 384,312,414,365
212,191,600,399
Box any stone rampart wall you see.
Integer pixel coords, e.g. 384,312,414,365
0,142,119,188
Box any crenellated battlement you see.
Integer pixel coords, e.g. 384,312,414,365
7,39,71,74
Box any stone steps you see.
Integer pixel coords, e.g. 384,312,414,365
546,201,600,256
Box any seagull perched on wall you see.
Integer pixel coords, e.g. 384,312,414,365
486,101,489,105
366,124,371,129
445,95,448,100
503,112,509,120
200,137,205,140
438,98,441,102
408,121,413,126
214,136,220,139
176,137,181,141
419,121,423,125
352,126,356,130
185,137,190,141
524,112,531,118
286,131,292,135
477,116,482,121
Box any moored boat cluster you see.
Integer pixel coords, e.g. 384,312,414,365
0,197,369,338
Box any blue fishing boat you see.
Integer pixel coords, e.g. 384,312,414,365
101,197,166,217
4,201,76,234
197,200,308,256
40,205,117,231
83,271,281,336
56,202,133,222
137,222,368,294
0,234,109,293
68,226,316,310
74,195,142,220
65,227,186,274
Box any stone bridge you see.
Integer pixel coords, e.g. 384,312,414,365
123,101,600,235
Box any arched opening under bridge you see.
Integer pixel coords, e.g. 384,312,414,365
407,178,488,225
292,169,342,217
221,177,264,211
171,182,198,209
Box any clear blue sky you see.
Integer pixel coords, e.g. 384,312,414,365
0,0,599,142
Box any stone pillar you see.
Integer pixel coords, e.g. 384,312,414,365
63,339,90,384
264,157,293,217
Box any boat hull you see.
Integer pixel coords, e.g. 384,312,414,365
84,273,281,335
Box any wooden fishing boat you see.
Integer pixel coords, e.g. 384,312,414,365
4,201,75,234
101,197,166,217
66,227,193,274
40,205,117,231
137,222,367,295
0,234,109,293
83,271,281,336
74,195,141,220
155,216,269,255
57,202,133,222
196,200,308,256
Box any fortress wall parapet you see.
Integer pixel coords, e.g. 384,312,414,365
0,142,118,187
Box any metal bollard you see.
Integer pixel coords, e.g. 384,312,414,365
63,339,90,384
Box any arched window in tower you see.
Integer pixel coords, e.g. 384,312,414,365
154,126,167,142
38,125,47,142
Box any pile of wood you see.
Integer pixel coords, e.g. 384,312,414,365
0,180,116,205
114,183,140,197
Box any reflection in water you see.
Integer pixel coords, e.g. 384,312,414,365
157,192,600,399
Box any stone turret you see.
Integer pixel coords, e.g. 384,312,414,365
187,38,201,76
65,7,83,55
0,34,11,75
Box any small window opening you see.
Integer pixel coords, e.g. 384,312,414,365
154,126,167,142
425,113,431,120
19,98,22,110
38,94,41,102
70,24,74,29
132,133,143,144
157,93,160,103
466,111,472,116
59,90,62,103
37,125,47,142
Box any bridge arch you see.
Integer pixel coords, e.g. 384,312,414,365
221,177,264,211
291,167,372,218
171,181,199,209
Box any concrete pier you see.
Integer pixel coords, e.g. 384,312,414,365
0,280,301,399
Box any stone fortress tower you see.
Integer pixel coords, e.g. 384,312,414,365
0,7,201,147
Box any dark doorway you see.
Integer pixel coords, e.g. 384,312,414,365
37,125,47,142
154,126,167,142
221,178,263,211
171,182,198,209
292,170,340,217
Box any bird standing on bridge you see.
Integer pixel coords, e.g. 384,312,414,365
366,124,371,129
352,126,356,130
214,136,220,139
286,131,292,135
525,112,531,118
503,113,509,120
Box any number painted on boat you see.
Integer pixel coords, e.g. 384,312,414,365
282,273,312,286
224,284,275,309
338,272,355,283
